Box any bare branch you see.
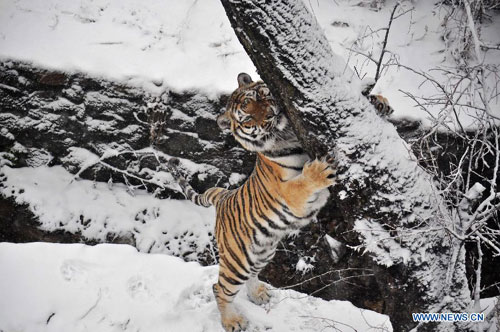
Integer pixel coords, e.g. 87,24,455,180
374,3,400,83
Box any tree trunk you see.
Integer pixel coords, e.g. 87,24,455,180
219,1,472,331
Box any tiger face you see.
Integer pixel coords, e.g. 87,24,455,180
217,73,296,153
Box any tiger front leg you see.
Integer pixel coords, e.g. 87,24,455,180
280,157,336,217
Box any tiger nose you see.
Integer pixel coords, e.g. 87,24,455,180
252,103,267,123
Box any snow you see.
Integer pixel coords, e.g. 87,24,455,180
295,256,315,275
323,234,344,264
0,242,393,332
353,219,412,268
0,0,256,97
228,172,247,186
63,147,101,176
0,165,216,261
1,0,498,124
463,182,486,201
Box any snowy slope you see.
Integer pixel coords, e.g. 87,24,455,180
0,0,256,96
1,0,499,125
0,242,393,332
0,165,216,261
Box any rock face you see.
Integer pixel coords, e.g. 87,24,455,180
1,61,499,327
0,61,253,197
0,60,253,267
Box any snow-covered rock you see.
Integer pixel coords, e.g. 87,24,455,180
0,61,252,195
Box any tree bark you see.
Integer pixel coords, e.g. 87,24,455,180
219,1,472,331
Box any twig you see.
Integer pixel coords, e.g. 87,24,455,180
374,3,400,83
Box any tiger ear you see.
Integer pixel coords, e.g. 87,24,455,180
237,73,253,87
217,111,231,130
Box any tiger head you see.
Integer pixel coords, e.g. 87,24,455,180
217,73,299,153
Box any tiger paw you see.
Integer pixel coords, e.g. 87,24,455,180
369,94,393,117
302,157,336,189
247,282,270,305
221,312,248,332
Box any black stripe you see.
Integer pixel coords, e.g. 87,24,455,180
263,146,304,158
237,186,252,237
221,252,250,281
244,179,258,241
246,177,283,230
258,158,276,182
234,131,265,147
252,171,289,228
229,191,255,266
220,272,244,286
280,200,319,220
223,195,254,269
218,282,238,297
252,183,286,230
271,159,303,171
252,169,291,226
254,247,269,256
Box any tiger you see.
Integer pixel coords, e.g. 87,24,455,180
167,73,393,332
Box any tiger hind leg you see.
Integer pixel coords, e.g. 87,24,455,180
246,275,270,305
213,279,249,332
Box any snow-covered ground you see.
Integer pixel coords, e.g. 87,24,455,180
0,242,393,332
0,165,216,261
1,0,499,126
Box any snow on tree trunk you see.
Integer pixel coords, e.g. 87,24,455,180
219,1,472,331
